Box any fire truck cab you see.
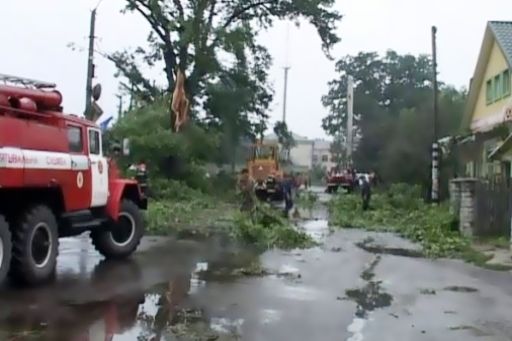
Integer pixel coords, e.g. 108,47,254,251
0,74,147,285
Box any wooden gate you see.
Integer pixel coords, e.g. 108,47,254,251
475,181,512,236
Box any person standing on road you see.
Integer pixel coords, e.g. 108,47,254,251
238,168,255,213
135,159,149,196
360,175,372,211
108,143,122,179
282,172,294,218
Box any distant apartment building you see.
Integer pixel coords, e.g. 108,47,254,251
265,132,314,170
312,139,335,170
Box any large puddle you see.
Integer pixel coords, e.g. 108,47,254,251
0,188,334,340
0,248,260,341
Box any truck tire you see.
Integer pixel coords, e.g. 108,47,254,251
91,200,144,259
0,215,12,284
10,206,59,285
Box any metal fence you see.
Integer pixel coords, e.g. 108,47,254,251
475,180,512,236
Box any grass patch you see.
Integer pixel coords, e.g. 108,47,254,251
329,184,501,265
473,236,510,249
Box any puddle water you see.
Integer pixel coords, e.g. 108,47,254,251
347,318,366,341
444,286,479,293
356,239,424,258
210,317,244,334
260,308,283,325
345,256,393,341
0,247,260,341
300,219,329,242
345,281,393,318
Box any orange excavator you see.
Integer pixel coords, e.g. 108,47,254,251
247,141,284,201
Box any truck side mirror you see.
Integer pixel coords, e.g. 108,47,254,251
122,138,130,156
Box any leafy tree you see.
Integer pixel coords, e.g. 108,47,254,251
113,0,341,132
322,50,466,187
273,121,296,161
107,98,221,189
204,61,273,170
117,0,341,97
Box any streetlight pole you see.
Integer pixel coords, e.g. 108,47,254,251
84,8,97,119
347,75,354,168
431,26,440,203
282,66,290,123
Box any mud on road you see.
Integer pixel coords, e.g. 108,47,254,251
1,188,512,340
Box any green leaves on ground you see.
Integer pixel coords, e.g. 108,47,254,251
296,190,319,210
329,184,468,258
145,180,314,250
229,204,315,250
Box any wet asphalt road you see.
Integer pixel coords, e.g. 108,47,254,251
1,189,512,340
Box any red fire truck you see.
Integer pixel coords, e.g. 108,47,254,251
0,74,147,285
326,167,355,193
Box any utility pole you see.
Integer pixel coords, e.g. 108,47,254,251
431,26,440,203
84,8,97,120
346,75,354,168
282,66,290,123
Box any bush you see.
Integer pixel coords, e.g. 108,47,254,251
150,178,206,201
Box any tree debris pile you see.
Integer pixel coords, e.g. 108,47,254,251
229,204,316,250
329,184,468,258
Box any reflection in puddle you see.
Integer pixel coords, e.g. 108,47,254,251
260,308,282,325
279,264,300,275
300,219,329,242
210,317,244,334
0,253,262,341
271,280,321,301
347,318,366,341
190,262,209,294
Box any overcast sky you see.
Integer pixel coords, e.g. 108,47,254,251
2,0,512,139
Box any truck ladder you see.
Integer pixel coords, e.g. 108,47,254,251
0,73,56,89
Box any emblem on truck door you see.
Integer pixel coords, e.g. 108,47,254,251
98,160,103,174
77,172,84,188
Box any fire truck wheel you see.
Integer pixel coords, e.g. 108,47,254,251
0,215,12,284
91,200,144,259
10,206,59,285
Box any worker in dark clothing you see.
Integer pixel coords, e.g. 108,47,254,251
238,168,255,213
108,143,122,179
282,173,294,218
135,160,149,197
360,176,371,211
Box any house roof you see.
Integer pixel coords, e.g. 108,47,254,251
461,21,512,131
491,21,512,66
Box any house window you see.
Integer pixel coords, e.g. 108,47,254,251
503,69,511,97
486,79,493,104
494,74,502,101
321,155,329,162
